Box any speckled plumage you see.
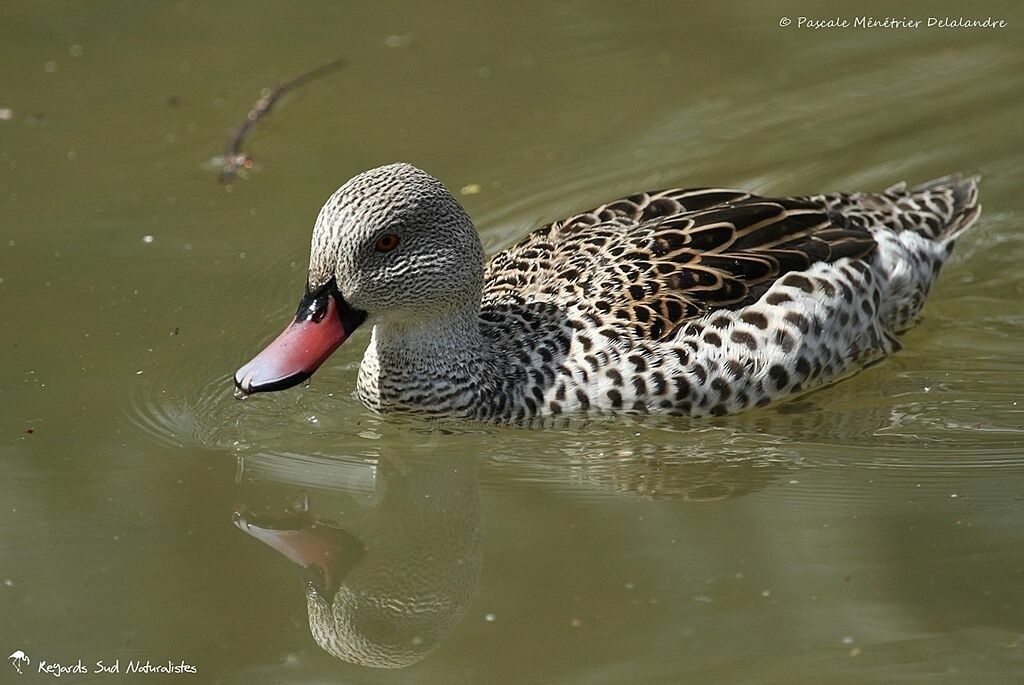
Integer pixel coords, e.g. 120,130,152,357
303,164,980,423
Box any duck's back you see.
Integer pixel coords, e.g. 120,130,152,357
475,175,979,420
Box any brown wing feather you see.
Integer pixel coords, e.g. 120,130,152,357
483,188,877,341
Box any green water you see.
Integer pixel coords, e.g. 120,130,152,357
2,2,1023,683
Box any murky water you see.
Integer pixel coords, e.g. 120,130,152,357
3,2,1023,682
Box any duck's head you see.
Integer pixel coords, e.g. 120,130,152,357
234,163,484,395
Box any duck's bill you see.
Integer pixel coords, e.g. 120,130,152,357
234,279,366,397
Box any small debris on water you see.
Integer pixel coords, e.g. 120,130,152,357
384,34,415,48
44,60,58,73
460,183,482,195
25,428,34,435
484,613,496,622
69,44,83,57
142,235,154,244
0,108,12,121
570,617,582,628
841,635,855,645
290,492,310,514
217,58,345,183
3,579,13,587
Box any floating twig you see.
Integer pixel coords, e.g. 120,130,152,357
217,57,346,183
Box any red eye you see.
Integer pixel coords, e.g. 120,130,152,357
374,234,400,253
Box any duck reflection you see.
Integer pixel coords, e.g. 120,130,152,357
229,391,983,676
231,403,881,670
234,452,481,669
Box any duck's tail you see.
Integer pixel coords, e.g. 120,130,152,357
880,173,981,245
903,173,981,244
862,174,981,334
808,174,981,247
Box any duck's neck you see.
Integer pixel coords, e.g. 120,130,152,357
357,307,497,416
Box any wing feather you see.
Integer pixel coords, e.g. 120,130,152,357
483,185,878,341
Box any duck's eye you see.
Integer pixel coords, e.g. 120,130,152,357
374,234,400,253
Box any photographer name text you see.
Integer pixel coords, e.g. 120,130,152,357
780,16,1007,30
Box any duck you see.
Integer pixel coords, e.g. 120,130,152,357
234,163,980,422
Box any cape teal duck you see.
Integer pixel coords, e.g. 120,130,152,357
234,164,980,422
